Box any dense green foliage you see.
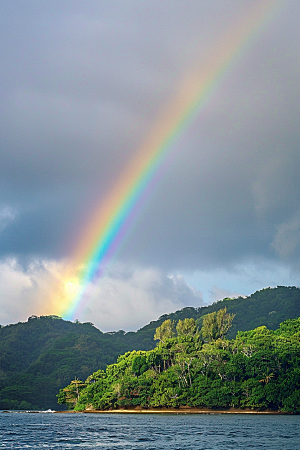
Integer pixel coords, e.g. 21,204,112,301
1,286,300,410
0,316,142,410
62,314,300,413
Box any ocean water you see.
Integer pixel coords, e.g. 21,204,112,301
1,411,299,449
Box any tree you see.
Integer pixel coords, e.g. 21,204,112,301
57,377,86,409
201,308,235,341
132,355,148,376
176,318,197,337
154,319,174,343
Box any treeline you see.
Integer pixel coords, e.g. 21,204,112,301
58,311,300,413
1,286,300,410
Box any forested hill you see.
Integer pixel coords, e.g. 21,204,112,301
136,286,300,341
0,286,299,410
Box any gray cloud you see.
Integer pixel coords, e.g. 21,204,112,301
1,0,300,326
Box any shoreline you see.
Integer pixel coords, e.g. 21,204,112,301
55,407,291,415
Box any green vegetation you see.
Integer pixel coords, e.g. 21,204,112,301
59,312,300,413
0,286,300,410
0,316,138,410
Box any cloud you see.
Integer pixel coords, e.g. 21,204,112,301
0,206,18,233
209,286,245,303
69,265,204,331
271,211,300,261
0,258,68,325
0,258,203,331
184,259,299,307
1,1,300,326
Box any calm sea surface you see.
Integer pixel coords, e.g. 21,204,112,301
1,412,299,449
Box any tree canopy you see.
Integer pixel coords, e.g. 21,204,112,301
58,312,300,413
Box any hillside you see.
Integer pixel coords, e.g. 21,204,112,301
0,286,299,410
0,316,139,410
134,285,300,341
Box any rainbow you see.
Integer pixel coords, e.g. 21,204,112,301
60,0,283,320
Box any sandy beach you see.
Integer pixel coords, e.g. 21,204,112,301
55,407,291,415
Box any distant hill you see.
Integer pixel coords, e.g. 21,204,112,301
0,286,299,410
134,285,300,341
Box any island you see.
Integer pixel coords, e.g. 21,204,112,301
57,308,300,414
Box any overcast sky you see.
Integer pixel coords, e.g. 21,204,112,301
1,0,300,331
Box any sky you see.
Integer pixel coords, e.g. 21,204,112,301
1,0,300,331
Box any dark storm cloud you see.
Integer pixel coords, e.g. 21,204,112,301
1,0,300,274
